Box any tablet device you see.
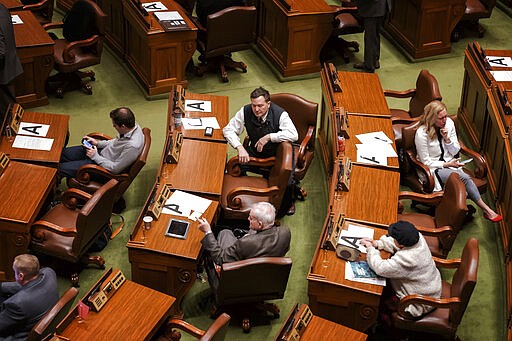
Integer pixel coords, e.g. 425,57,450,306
165,219,190,239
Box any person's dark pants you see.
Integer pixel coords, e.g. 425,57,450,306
58,145,94,179
363,16,384,71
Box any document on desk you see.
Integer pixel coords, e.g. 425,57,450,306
153,11,188,31
185,100,212,113
11,15,23,25
345,261,386,286
356,147,388,166
162,190,212,220
486,56,512,68
182,117,220,130
356,131,392,145
490,71,512,82
12,135,54,151
338,224,374,253
142,2,167,11
18,122,50,137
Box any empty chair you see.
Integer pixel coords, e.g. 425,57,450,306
195,6,256,82
44,0,106,97
391,238,479,341
22,0,54,25
452,0,497,41
67,127,151,213
156,313,230,341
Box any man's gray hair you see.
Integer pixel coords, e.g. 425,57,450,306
251,202,276,228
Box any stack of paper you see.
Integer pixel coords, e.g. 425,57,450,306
345,261,386,286
355,131,397,166
162,190,212,220
12,121,54,151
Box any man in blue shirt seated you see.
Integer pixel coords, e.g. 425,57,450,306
0,254,59,340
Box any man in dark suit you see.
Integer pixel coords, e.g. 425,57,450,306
0,254,59,340
195,0,247,27
198,202,291,289
353,0,391,73
0,3,23,118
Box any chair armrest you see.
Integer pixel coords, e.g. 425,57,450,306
383,88,416,99
458,140,487,179
75,164,129,184
43,22,64,30
415,225,454,238
165,319,205,339
398,190,443,205
433,256,462,269
87,132,112,141
225,155,276,176
391,116,421,125
31,220,77,236
61,188,92,209
405,150,435,193
296,125,314,169
23,0,48,11
62,35,101,63
226,186,279,209
397,294,462,319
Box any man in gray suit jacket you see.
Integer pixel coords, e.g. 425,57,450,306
0,254,59,341
198,202,291,289
353,0,391,73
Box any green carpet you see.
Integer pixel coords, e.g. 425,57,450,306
36,5,512,340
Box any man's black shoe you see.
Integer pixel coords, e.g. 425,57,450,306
353,63,374,73
375,60,380,69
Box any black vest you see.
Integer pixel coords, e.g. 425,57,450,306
243,103,284,158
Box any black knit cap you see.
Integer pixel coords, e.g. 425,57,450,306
388,221,419,247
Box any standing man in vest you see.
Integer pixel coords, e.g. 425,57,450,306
223,87,298,163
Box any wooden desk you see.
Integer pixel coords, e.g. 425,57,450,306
127,184,219,318
12,10,54,108
57,279,175,340
307,219,388,332
385,0,465,59
256,0,334,77
0,161,57,279
161,138,227,200
0,111,69,166
169,92,229,143
344,113,399,169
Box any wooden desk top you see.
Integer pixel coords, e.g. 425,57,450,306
331,163,399,227
335,72,390,116
161,138,227,197
273,0,333,14
57,280,175,340
344,113,399,169
303,315,367,340
0,112,69,165
0,161,56,231
128,195,218,260
170,92,229,143
12,10,54,48
1,0,22,10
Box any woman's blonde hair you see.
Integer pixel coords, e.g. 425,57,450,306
419,100,447,140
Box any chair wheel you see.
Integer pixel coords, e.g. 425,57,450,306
242,318,251,333
83,83,93,95
56,88,64,98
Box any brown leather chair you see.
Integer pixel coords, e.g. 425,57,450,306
211,257,292,332
221,142,293,221
195,6,256,82
452,0,496,41
30,179,119,284
397,173,468,258
391,238,479,340
44,0,106,98
386,70,442,148
67,127,151,213
400,120,487,194
156,313,230,341
22,0,54,25
270,93,318,199
27,287,79,341
322,3,364,63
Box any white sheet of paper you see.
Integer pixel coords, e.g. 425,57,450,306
12,135,54,151
356,148,388,166
153,10,183,21
18,122,50,137
11,15,22,24
355,131,392,144
142,2,167,11
162,190,212,219
185,100,212,113
490,71,512,82
345,262,386,286
356,142,397,158
486,56,512,68
337,224,374,253
181,117,220,130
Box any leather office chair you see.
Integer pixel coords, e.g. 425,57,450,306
452,0,496,41
30,179,119,285
44,0,106,98
22,0,54,25
67,127,151,213
322,3,364,63
391,238,479,341
210,257,292,332
221,142,293,221
195,6,256,82
400,120,487,194
397,173,468,258
270,93,318,199
156,313,230,341
385,70,442,150
27,287,79,341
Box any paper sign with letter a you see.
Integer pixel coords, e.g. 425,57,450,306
18,122,50,137
185,100,212,113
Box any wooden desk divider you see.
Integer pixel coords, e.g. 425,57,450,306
325,213,342,251
147,184,172,219
336,157,352,192
497,84,512,116
468,41,492,85
328,63,342,93
0,153,9,177
276,303,313,341
166,131,183,164
336,107,349,139
5,103,24,136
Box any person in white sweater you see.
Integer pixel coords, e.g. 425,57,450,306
414,100,501,223
360,221,442,318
